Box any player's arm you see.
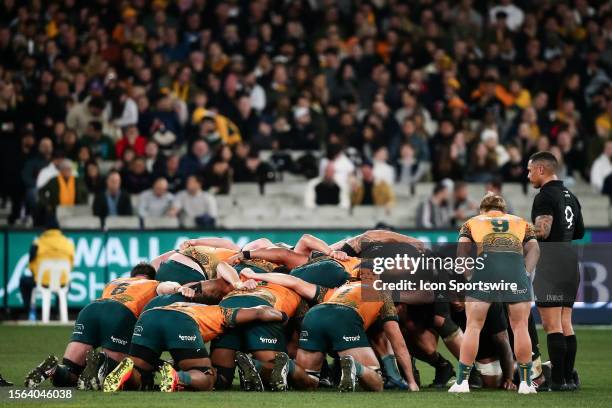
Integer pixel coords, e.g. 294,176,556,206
382,320,419,391
217,262,257,290
523,238,540,279
180,237,240,251
232,248,308,269
294,234,349,261
331,230,424,254
534,215,553,240
156,281,181,295
240,269,318,300
573,202,585,240
491,330,517,390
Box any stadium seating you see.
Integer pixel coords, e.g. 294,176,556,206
104,216,141,230
142,217,180,229
58,215,101,229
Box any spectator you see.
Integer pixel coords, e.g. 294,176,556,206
318,143,355,187
93,170,133,219
452,181,479,226
179,139,210,177
137,177,174,218
350,162,395,208
80,121,116,160
144,140,165,175
122,157,152,194
500,144,527,183
232,145,274,183
58,129,79,160
158,154,183,193
169,175,218,228
416,182,452,229
84,161,104,194
305,163,349,209
65,96,107,137
115,125,146,158
36,150,66,190
372,147,396,186
590,140,612,193
38,159,88,224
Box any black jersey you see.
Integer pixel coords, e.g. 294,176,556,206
531,180,584,243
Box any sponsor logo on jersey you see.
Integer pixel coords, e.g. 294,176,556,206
342,335,360,342
133,325,143,335
259,336,278,344
73,324,84,335
110,336,128,345
179,334,197,341
299,330,309,340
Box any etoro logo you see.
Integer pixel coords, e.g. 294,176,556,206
179,334,197,341
110,336,128,346
73,324,84,335
259,336,278,344
343,335,360,342
133,325,143,335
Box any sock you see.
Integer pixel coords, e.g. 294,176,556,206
287,359,296,375
50,365,77,387
354,361,364,377
518,362,532,384
547,333,566,384
381,355,403,383
528,313,541,359
564,335,577,382
456,362,472,385
422,351,446,368
253,359,263,372
177,371,192,386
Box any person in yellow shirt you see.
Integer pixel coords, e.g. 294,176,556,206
28,221,74,289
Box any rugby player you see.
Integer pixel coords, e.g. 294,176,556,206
448,193,540,394
103,303,287,392
528,151,584,391
209,260,313,391
24,263,192,390
238,270,420,392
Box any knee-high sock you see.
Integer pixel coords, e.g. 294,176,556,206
547,333,566,384
564,335,577,382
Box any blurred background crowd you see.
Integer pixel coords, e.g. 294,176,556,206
1,0,612,228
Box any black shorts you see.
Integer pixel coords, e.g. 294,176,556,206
533,244,579,307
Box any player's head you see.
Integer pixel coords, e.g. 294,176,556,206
130,262,156,280
479,192,506,214
527,151,558,188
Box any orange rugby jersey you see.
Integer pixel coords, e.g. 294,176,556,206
101,277,159,317
180,245,238,279
322,282,397,329
157,303,232,342
338,256,362,279
225,275,304,317
459,210,536,254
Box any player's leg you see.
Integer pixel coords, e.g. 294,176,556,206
210,348,237,389
507,301,536,394
25,302,102,388
449,300,490,392
162,353,216,392
433,303,463,360
561,306,578,390
537,305,566,389
475,359,503,388
290,349,326,390
338,347,383,392
369,329,407,389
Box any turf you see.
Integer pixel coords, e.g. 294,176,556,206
0,325,610,408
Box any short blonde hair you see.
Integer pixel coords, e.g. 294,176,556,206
480,192,506,213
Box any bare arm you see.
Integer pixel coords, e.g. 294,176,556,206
294,234,331,256
216,262,257,290
383,320,419,390
156,281,180,295
181,237,240,251
240,269,318,300
332,230,425,254
534,215,553,240
236,248,308,269
523,239,540,279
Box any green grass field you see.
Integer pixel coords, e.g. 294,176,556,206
0,325,610,408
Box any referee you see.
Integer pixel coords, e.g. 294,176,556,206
527,151,584,391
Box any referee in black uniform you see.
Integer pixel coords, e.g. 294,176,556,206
527,151,584,391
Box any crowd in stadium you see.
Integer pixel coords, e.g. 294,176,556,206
1,0,612,227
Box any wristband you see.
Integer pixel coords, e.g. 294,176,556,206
242,250,251,259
